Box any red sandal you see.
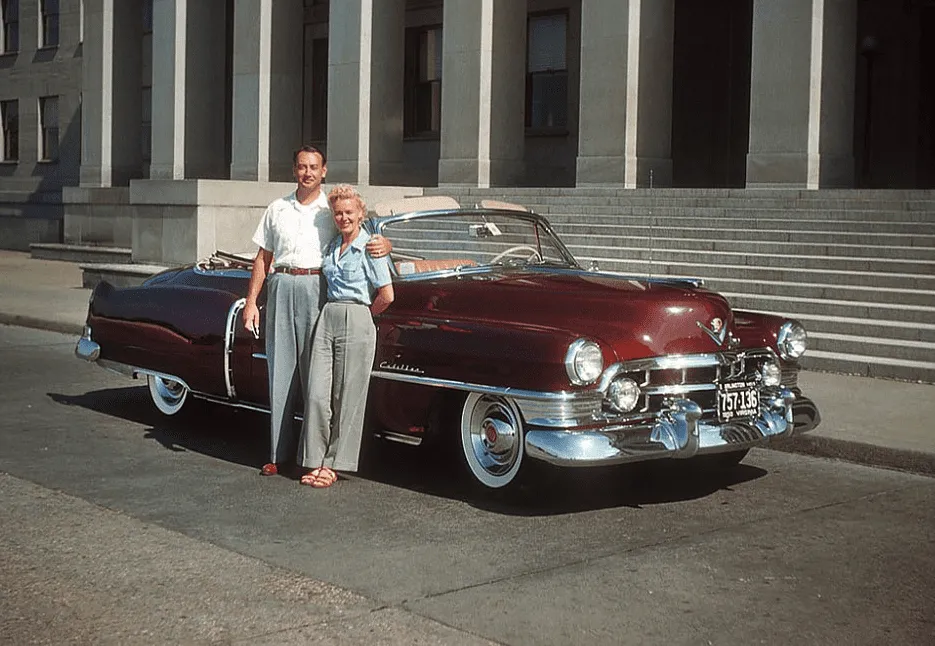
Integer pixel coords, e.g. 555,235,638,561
300,467,337,488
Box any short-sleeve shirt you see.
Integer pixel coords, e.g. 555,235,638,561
251,191,335,269
322,229,392,306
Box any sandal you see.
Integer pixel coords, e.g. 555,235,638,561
300,467,337,488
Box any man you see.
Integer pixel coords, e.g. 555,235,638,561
242,145,390,476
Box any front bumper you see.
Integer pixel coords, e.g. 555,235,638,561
524,387,820,467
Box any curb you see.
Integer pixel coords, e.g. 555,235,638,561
772,435,935,478
0,314,84,337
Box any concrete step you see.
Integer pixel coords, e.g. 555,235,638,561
574,245,935,277
809,332,935,363
750,310,935,344
80,262,169,289
520,202,935,223
720,291,935,326
801,349,935,383
543,213,935,234
30,243,132,265
549,222,935,247
560,232,935,261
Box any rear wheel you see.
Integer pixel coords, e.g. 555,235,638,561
147,374,189,416
459,393,525,489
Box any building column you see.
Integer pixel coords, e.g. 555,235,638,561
747,0,857,188
576,0,674,187
437,0,526,187
230,0,303,182
326,0,405,185
80,0,143,187
150,0,228,180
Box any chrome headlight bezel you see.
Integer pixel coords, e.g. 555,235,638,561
564,338,604,386
777,321,808,360
606,376,641,413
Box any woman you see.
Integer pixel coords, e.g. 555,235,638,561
299,185,394,488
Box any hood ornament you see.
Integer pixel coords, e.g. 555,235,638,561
697,318,728,347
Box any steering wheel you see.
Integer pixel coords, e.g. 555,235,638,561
489,245,542,264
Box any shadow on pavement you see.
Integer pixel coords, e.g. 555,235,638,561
48,387,767,516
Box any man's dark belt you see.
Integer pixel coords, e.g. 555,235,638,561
274,267,321,276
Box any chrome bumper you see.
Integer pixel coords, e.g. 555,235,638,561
75,327,100,362
525,387,817,467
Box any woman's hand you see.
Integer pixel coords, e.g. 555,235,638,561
366,235,393,258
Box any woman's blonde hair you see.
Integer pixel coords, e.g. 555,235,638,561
327,184,367,215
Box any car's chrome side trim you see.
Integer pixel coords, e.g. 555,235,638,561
224,299,246,399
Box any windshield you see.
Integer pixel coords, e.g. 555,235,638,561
375,212,579,277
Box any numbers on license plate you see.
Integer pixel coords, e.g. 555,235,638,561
718,381,759,421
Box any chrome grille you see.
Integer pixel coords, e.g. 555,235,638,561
604,350,778,419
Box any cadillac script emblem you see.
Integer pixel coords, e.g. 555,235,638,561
697,317,728,347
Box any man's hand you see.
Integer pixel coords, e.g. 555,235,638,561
242,302,261,338
366,234,393,258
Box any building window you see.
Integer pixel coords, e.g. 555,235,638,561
141,86,152,161
404,25,442,137
39,96,59,161
142,0,152,33
1,100,17,161
526,12,568,130
40,0,59,48
1,0,18,53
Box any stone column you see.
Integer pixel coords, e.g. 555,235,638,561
437,0,526,187
747,0,857,188
325,0,405,185
150,0,228,180
230,0,303,182
80,0,143,187
576,0,674,187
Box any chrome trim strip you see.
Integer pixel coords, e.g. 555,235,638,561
224,298,246,399
252,353,268,361
377,431,424,446
370,369,591,403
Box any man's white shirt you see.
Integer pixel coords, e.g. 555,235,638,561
251,191,336,269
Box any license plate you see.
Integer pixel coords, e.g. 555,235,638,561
717,380,759,421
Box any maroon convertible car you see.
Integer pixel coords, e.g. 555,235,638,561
75,197,820,490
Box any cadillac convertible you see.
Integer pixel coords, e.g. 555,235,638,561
75,197,820,490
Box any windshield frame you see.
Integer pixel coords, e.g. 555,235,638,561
367,208,582,280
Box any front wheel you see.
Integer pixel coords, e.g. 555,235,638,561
147,374,189,416
459,393,525,489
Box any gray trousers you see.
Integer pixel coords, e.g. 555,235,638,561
265,273,323,464
300,302,376,472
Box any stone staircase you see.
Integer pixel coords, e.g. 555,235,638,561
425,188,935,384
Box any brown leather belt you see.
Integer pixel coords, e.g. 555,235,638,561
274,267,321,276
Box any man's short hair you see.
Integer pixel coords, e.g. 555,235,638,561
293,145,326,166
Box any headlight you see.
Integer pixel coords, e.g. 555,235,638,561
777,321,808,360
606,377,641,413
760,360,782,387
565,339,604,385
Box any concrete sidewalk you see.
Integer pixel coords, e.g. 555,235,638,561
1,249,933,476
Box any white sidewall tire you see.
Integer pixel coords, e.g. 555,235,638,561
147,374,189,416
459,393,524,489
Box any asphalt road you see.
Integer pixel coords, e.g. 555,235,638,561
2,326,934,645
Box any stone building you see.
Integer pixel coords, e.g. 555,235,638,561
0,0,932,261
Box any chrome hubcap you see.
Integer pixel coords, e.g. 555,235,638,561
465,398,521,478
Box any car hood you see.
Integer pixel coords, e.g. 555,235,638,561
394,269,736,362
